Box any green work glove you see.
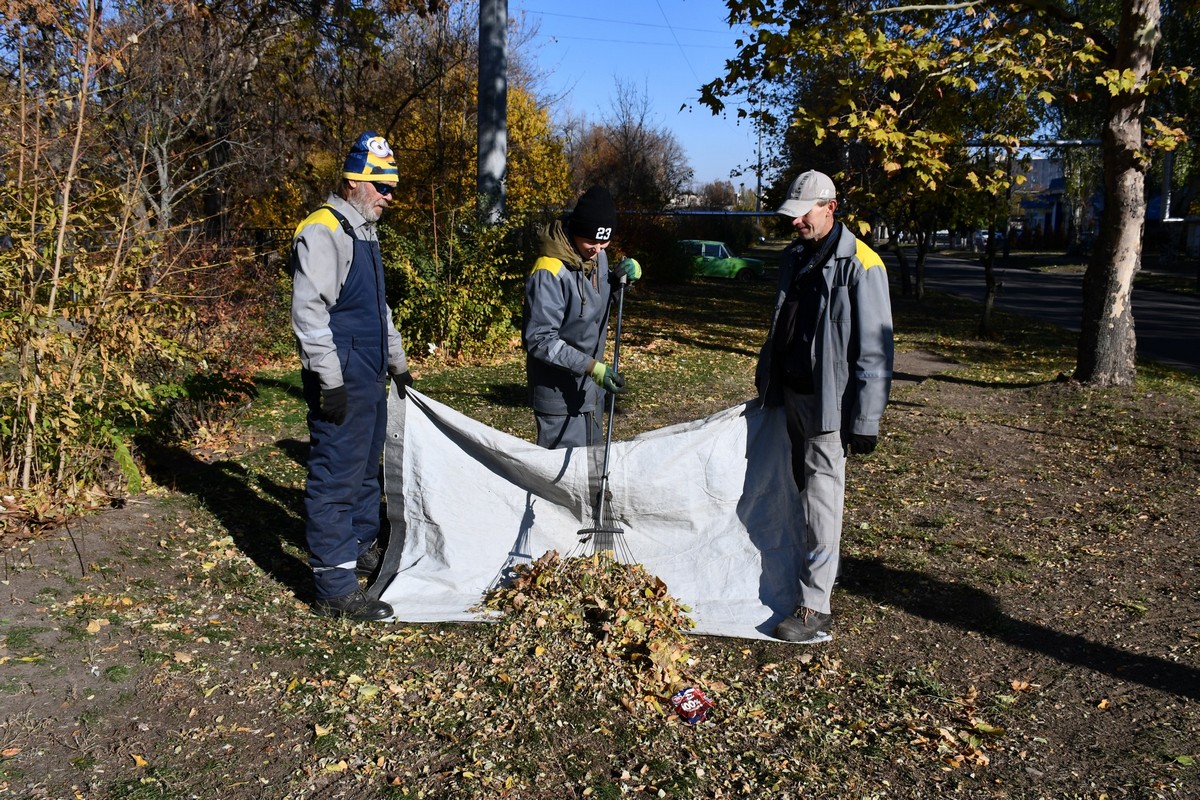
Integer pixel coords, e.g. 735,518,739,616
613,257,642,284
590,361,627,394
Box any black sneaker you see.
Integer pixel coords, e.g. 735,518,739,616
313,590,393,621
355,545,381,577
774,606,832,644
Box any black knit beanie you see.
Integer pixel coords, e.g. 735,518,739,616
568,186,618,241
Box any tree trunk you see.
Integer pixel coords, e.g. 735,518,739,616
203,113,232,241
888,238,912,297
1074,0,1159,386
980,252,997,338
914,230,930,301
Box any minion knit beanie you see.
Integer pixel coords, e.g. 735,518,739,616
343,132,398,182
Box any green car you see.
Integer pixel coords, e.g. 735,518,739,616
678,239,765,282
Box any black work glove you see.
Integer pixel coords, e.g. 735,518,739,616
847,434,877,456
320,385,348,425
390,369,414,398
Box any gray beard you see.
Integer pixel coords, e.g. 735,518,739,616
347,195,381,224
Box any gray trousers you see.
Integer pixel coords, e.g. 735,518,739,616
535,410,601,450
782,388,845,614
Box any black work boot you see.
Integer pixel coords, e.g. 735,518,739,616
355,545,381,578
313,590,393,621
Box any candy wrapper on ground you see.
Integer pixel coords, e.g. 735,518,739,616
670,686,715,724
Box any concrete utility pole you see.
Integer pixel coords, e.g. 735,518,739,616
478,0,507,224
755,121,762,213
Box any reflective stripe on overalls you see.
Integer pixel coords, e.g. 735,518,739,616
301,219,389,599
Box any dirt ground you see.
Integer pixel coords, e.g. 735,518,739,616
840,351,1200,797
1,341,1198,798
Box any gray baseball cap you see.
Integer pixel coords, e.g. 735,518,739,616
777,170,836,217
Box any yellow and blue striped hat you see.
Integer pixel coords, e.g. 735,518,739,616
342,132,398,183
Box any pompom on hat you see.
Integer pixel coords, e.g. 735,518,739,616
568,186,618,241
343,131,398,183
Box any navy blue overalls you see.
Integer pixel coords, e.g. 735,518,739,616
301,213,390,599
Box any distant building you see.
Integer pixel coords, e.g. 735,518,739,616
1012,157,1200,262
1011,160,1072,248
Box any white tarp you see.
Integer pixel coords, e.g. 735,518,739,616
377,387,805,639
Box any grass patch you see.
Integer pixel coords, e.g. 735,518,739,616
103,664,133,683
1,625,48,655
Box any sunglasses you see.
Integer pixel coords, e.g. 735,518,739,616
370,181,395,196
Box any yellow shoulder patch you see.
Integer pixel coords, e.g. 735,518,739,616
856,239,885,270
531,256,564,277
293,207,342,240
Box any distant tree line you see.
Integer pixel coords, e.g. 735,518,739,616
703,0,1196,386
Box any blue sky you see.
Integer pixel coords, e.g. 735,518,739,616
508,0,762,189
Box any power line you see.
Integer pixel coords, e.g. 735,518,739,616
524,8,729,36
655,0,703,86
531,31,730,49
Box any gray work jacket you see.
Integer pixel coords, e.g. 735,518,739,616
756,223,894,436
289,194,407,390
522,220,612,415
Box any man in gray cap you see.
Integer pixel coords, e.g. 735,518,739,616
522,186,641,449
755,170,894,643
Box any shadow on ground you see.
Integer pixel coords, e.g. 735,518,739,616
138,437,312,600
842,556,1200,701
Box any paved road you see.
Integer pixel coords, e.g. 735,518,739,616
898,252,1200,375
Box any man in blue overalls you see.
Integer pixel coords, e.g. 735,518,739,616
290,132,412,621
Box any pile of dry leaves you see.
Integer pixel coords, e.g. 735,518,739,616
477,550,710,719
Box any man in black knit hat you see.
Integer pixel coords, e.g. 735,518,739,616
522,186,642,449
